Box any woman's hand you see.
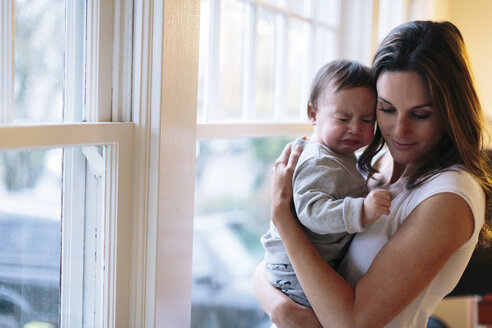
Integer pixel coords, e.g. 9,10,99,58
271,142,303,219
271,300,322,328
253,262,322,328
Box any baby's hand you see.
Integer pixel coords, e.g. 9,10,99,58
362,189,391,224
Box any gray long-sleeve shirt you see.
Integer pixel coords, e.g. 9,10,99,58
262,141,368,265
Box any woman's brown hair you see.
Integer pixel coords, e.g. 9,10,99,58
358,21,492,247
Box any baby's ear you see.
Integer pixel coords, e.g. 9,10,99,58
307,104,317,124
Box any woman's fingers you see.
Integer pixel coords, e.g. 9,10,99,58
274,142,294,170
287,145,302,171
273,142,302,174
271,141,303,205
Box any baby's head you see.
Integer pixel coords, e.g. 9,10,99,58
308,59,377,154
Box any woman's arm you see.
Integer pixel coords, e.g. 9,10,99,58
271,143,475,327
253,261,322,328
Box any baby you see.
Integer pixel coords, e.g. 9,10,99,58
261,59,391,307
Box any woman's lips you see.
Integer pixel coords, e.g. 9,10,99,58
392,139,416,150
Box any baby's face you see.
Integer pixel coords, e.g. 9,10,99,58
309,86,376,154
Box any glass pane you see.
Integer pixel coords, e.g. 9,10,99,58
283,0,311,17
213,0,249,121
264,0,311,18
192,136,294,328
313,0,340,26
285,18,309,120
313,26,337,75
14,0,65,122
378,0,406,42
0,148,62,327
261,0,281,7
255,9,279,120
0,145,104,328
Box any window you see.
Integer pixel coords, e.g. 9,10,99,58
192,0,379,326
193,136,293,327
0,0,133,326
197,0,343,123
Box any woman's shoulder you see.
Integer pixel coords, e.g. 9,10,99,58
407,165,485,239
420,165,483,196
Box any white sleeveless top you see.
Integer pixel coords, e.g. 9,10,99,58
338,165,485,327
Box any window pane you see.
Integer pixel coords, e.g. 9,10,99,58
0,148,62,327
192,136,294,328
285,18,309,120
0,145,105,328
255,9,279,120
198,0,344,123
264,0,311,17
313,0,340,26
378,0,406,42
14,0,64,122
282,0,311,17
213,0,249,121
313,26,337,74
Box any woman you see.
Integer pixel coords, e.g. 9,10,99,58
254,20,492,327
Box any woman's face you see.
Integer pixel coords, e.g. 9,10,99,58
376,71,444,168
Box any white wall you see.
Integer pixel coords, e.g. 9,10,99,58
412,0,492,120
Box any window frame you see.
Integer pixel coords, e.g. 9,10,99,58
0,0,134,326
0,123,133,327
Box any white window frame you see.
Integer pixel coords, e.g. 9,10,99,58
130,0,200,326
0,123,133,327
0,0,134,327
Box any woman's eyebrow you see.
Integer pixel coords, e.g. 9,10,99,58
378,97,392,105
378,97,433,109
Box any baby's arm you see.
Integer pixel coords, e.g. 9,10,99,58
294,156,373,234
362,189,391,224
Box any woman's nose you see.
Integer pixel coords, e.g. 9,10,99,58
394,115,411,137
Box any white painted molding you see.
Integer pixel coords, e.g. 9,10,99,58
196,122,312,139
112,0,134,122
155,0,200,326
0,122,133,149
86,0,114,122
60,147,85,328
129,0,201,326
130,0,162,326
0,0,14,123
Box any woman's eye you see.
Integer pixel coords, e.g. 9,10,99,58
412,112,431,119
378,107,395,113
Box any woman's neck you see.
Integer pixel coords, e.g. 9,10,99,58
373,151,411,185
390,162,407,184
